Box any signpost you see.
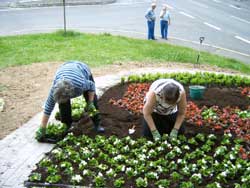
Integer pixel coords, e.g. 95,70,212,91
63,0,66,34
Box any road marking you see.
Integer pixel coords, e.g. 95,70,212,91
231,15,250,24
229,4,241,10
235,36,250,44
179,11,195,19
188,0,209,8
212,0,221,3
204,22,221,31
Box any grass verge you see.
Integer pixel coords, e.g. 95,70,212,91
0,30,249,73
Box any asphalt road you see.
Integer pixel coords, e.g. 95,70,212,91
0,0,250,64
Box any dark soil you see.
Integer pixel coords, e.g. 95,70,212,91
72,84,250,139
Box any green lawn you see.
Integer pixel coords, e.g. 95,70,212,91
0,30,249,73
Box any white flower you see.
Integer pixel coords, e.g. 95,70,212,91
71,174,82,183
130,140,136,146
183,145,190,150
149,162,154,167
114,154,122,161
148,172,159,179
52,148,62,154
236,164,242,169
80,160,87,166
220,171,227,177
173,146,182,154
82,169,89,176
119,165,126,172
114,139,121,146
201,159,207,164
156,146,164,152
208,134,216,139
215,182,222,188
106,168,114,176
191,173,201,179
229,153,236,160
98,172,103,177
138,154,146,161
157,166,163,173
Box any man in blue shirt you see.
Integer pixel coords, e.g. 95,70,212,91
36,61,104,141
145,3,157,40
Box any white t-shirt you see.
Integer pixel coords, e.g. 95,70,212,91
145,79,184,115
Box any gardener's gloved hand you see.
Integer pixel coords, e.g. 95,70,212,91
170,128,178,139
35,127,46,142
86,101,96,113
151,129,161,141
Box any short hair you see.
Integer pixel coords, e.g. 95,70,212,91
162,83,180,103
53,79,74,104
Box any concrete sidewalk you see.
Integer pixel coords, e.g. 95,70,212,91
0,67,245,188
0,0,116,8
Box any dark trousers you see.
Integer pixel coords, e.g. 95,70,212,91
160,20,168,39
143,112,184,139
147,20,155,40
59,75,100,128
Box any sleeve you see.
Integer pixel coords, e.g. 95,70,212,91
44,87,56,116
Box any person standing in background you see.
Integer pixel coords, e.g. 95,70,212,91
145,3,157,40
160,5,171,40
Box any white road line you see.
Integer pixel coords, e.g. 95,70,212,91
231,15,250,24
203,22,221,31
212,0,221,3
188,0,209,8
179,11,195,19
170,36,250,57
235,36,250,44
229,4,241,10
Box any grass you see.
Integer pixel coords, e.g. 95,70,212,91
0,30,250,73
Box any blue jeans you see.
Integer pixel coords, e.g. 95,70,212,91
147,20,155,40
160,20,168,39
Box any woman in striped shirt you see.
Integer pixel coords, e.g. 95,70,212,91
143,79,187,141
36,61,104,141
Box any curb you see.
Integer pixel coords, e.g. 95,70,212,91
1,0,116,8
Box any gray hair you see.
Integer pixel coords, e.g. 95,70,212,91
162,83,180,103
53,79,74,104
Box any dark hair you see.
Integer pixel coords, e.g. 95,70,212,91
162,83,180,103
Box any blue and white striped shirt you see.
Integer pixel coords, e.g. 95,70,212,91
44,61,95,116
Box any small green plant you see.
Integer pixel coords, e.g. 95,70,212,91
29,173,41,182
114,177,125,188
136,177,148,188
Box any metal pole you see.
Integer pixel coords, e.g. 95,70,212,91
196,37,205,67
63,0,66,34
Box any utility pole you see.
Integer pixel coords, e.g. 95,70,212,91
63,0,66,34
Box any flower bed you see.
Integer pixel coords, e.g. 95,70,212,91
26,72,250,187
26,133,250,187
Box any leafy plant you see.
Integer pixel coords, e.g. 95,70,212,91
29,173,41,182
114,177,125,188
135,177,148,188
